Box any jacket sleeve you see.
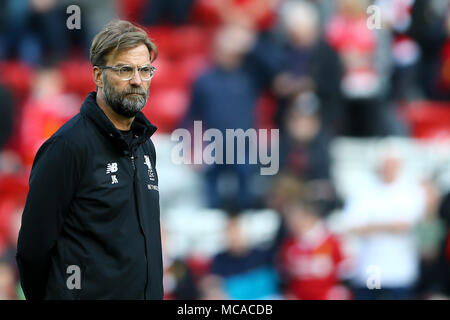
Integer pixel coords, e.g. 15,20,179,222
16,136,81,300
148,138,157,167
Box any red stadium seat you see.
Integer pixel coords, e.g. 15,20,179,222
143,88,190,133
191,0,222,27
151,55,209,92
151,57,189,90
400,101,450,140
146,26,212,60
0,60,34,99
255,92,277,130
118,0,147,22
0,174,28,254
186,255,213,282
59,60,96,98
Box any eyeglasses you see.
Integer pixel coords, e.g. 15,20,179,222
96,65,156,81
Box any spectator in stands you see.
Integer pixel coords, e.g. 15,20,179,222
20,64,81,167
341,150,429,299
161,227,200,300
197,274,228,300
274,0,342,135
0,85,14,153
429,3,450,100
63,0,117,58
0,258,17,300
141,0,195,26
413,175,444,299
278,193,350,300
0,203,22,300
209,213,280,299
267,173,306,241
325,0,392,136
0,0,30,62
279,91,342,217
215,0,280,31
0,192,22,299
375,0,422,101
183,25,271,209
408,0,449,100
279,91,331,181
0,0,69,66
424,188,450,298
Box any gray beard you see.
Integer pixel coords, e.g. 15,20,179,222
102,74,149,118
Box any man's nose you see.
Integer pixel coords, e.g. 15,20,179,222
129,68,142,85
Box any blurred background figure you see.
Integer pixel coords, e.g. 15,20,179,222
215,0,280,30
208,212,280,299
0,259,17,300
274,0,342,134
431,189,450,297
161,227,200,300
182,24,269,210
20,64,81,168
279,91,342,219
278,192,351,300
326,0,400,136
341,150,433,299
141,0,195,26
414,185,450,299
197,274,228,300
0,192,24,300
0,85,14,156
0,0,69,66
280,91,331,182
374,0,421,101
408,0,450,100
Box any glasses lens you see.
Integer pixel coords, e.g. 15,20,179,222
119,66,134,80
139,66,152,80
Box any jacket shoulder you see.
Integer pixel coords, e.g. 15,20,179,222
50,113,91,149
35,113,92,170
142,137,157,164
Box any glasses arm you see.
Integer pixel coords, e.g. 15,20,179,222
95,66,118,71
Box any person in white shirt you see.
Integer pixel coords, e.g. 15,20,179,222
342,150,427,299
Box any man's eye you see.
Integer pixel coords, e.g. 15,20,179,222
140,67,151,73
120,66,133,73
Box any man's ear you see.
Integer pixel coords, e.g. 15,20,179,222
93,66,103,88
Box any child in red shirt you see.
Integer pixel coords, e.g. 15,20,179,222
279,198,351,300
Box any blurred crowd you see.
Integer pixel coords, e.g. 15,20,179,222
0,0,450,300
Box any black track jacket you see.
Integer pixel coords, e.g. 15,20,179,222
16,92,163,300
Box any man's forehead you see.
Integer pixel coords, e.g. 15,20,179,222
107,44,151,65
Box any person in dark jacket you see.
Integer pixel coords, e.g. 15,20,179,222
0,84,13,153
16,20,163,300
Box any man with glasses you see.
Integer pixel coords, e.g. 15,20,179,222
16,20,163,300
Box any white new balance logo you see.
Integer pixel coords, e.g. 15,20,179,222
144,155,155,181
144,156,152,171
106,163,119,184
106,163,118,174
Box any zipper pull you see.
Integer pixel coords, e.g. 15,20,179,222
130,154,136,171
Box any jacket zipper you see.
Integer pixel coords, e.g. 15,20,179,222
131,152,149,299
131,154,136,171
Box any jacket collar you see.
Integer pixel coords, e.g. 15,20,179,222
80,92,157,155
